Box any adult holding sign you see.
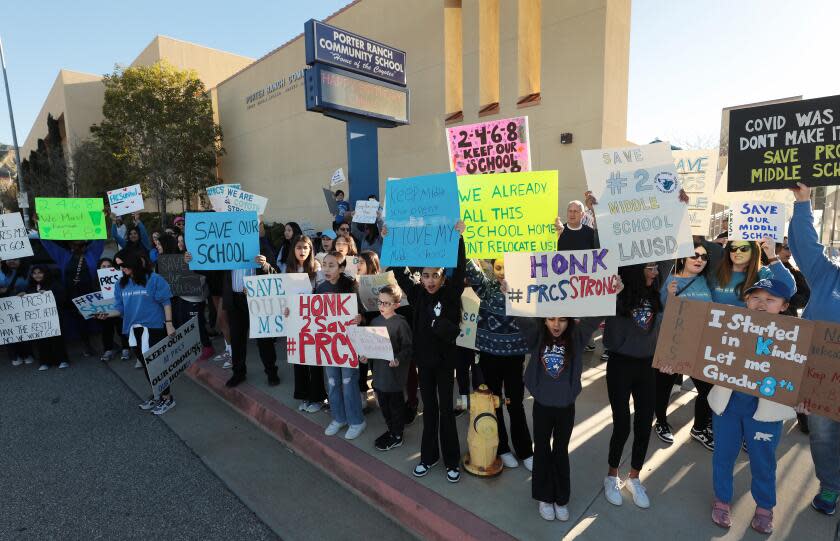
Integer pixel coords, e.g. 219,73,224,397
35,197,107,240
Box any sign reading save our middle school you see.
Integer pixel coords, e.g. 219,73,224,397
35,197,107,240
447,117,531,175
728,201,786,242
185,212,260,271
285,293,359,368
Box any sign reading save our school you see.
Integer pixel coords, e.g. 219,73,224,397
36,197,107,240
727,94,840,191
447,117,531,175
184,212,260,270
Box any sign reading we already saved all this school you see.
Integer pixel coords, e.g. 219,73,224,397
36,198,107,240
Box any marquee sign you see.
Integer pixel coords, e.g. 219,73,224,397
305,64,409,125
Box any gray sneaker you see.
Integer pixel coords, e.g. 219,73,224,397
139,398,159,411
152,398,176,416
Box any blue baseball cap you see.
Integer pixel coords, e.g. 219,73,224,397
321,230,337,240
743,278,792,300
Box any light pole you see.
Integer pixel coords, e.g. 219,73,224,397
0,33,29,226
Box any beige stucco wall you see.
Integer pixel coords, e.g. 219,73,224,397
131,36,253,89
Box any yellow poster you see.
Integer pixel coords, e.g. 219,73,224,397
458,170,558,259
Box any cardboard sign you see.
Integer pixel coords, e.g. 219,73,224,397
343,255,361,278
72,291,121,320
447,116,531,175
143,317,202,397
674,150,718,234
185,212,260,270
97,267,123,299
331,167,346,186
358,271,409,312
381,172,461,268
0,292,60,344
323,188,339,215
36,197,107,240
223,186,268,215
504,248,619,317
347,326,394,361
582,143,694,266
456,287,480,350
458,170,558,259
285,293,359,368
107,184,144,216
243,273,314,338
156,254,205,297
206,183,241,211
799,322,840,420
728,201,786,242
353,200,380,224
0,212,33,259
727,94,840,191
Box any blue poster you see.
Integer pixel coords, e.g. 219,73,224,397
185,212,260,270
381,173,460,268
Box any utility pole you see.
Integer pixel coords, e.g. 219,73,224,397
0,33,29,226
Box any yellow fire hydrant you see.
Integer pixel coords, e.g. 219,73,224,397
463,384,503,477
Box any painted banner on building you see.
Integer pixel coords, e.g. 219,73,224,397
185,212,260,270
728,201,786,242
447,116,531,175
674,150,718,234
107,184,144,216
285,293,359,368
0,292,60,345
143,317,202,397
36,197,107,240
0,212,33,259
243,273,314,338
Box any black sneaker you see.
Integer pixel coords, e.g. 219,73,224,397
600,351,610,361
413,460,438,477
405,406,418,426
690,426,715,451
376,433,403,451
446,467,461,483
584,343,596,352
226,374,246,388
374,431,391,449
654,422,674,445
797,413,810,434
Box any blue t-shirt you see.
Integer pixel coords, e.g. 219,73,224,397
660,274,713,307
114,272,173,334
708,262,794,307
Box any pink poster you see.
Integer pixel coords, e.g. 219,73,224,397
446,116,531,175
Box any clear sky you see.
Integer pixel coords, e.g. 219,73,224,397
1,0,837,149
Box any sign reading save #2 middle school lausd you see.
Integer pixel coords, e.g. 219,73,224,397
35,197,107,240
504,248,619,317
582,142,694,266
458,170,558,259
727,94,840,191
447,116,531,175
0,212,33,260
0,292,60,345
143,317,202,397
727,201,786,242
285,293,359,368
185,211,260,270
107,184,144,216
243,273,315,338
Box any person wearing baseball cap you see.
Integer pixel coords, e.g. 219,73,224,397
173,216,185,235
316,230,337,265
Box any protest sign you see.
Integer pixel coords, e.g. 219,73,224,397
323,188,339,215
72,291,120,320
0,212,33,259
727,94,840,191
504,248,619,317
157,254,205,297
347,326,394,361
107,184,144,216
143,317,202,397
300,220,318,238
674,150,718,234
35,197,107,240
331,167,346,186
799,322,840,421
223,186,268,215
0,292,60,345
582,143,693,266
358,271,409,312
353,200,380,224
456,287,480,350
381,172,461,267
285,293,359,368
458,170,558,259
727,201,786,242
97,267,122,299
243,273,314,338
185,211,260,270
447,116,531,175
344,255,361,278
206,183,241,211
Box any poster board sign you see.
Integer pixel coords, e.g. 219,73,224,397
185,211,260,270
243,273,314,338
727,201,786,242
35,197,107,240
381,172,461,267
143,317,202,397
799,322,840,420
674,150,718,234
447,116,531,175
223,186,268,215
727,94,840,191
353,200,380,224
343,255,361,278
206,183,241,211
582,143,693,266
0,212,33,259
358,271,409,312
107,184,144,216
0,291,60,344
458,170,558,259
157,254,205,297
504,248,619,317
97,267,122,299
323,188,339,215
72,291,120,320
456,287,480,350
347,326,394,361
331,167,346,186
285,293,359,368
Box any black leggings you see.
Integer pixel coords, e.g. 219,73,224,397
479,352,533,459
655,371,713,430
532,401,575,505
100,317,125,351
606,353,655,471
419,364,461,469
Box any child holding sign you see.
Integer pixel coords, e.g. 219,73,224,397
23,265,69,370
97,258,129,363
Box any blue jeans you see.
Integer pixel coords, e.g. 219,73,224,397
809,414,840,493
325,366,364,426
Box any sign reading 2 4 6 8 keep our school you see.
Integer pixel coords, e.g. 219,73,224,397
305,19,407,86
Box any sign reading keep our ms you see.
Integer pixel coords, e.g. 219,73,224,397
185,212,260,270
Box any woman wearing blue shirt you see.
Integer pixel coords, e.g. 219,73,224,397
707,238,794,307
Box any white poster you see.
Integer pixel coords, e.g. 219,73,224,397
0,291,61,344
347,326,394,361
673,150,718,235
143,317,202,397
353,200,380,224
97,267,123,299
72,292,120,320
358,271,409,312
224,186,268,215
243,273,314,338
728,201,786,242
331,167,346,186
582,142,694,266
285,293,359,368
456,287,480,350
107,184,144,216
344,255,361,278
0,212,33,259
206,183,241,212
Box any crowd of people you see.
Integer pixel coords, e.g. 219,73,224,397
2,182,839,535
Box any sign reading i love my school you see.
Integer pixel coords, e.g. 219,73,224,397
35,197,107,240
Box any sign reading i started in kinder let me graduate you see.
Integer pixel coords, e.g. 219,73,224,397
35,197,107,240
107,184,144,216
381,173,461,268
582,143,694,266
0,212,33,259
447,116,531,175
727,201,786,242
285,293,359,368
458,170,558,259
674,150,718,234
185,212,260,271
504,249,619,317
243,273,314,338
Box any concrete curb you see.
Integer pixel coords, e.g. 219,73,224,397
186,360,516,541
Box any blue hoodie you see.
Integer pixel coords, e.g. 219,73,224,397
114,272,172,334
789,200,840,324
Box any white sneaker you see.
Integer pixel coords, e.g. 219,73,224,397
539,502,555,521
11,358,23,366
38,364,49,371
134,359,142,369
222,359,232,369
24,356,34,365
554,504,569,521
500,452,519,468
121,349,131,361
305,402,323,413
325,420,346,436
298,401,309,412
625,477,650,508
604,476,623,506
523,456,534,472
58,362,69,369
344,421,367,440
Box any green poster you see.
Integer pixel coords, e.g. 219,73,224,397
36,197,107,240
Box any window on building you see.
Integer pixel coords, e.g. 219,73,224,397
517,0,541,107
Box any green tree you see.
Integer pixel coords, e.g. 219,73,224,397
21,114,68,199
70,138,126,198
91,61,223,226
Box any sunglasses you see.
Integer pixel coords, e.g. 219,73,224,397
728,245,752,253
339,227,350,232
688,253,709,261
